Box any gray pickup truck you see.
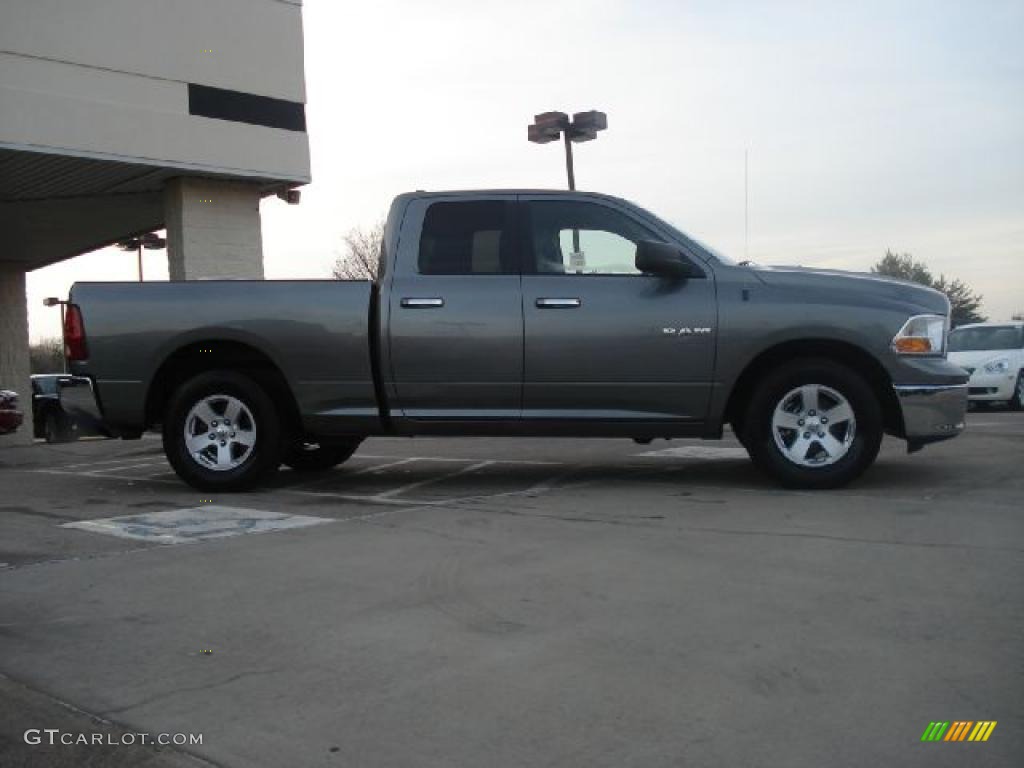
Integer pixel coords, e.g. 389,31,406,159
63,190,968,491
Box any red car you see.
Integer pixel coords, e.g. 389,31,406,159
0,390,24,435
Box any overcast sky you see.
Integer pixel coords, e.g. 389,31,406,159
27,0,1024,339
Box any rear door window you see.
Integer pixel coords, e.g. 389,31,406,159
418,202,517,275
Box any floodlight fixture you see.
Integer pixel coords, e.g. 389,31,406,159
116,231,166,281
527,109,608,189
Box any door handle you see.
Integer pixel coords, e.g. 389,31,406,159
401,297,444,308
535,298,581,308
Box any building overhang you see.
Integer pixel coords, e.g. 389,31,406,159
0,145,302,270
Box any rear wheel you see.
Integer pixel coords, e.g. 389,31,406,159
283,439,362,472
742,359,883,489
163,370,284,491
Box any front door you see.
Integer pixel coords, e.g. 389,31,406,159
520,197,716,423
388,197,523,419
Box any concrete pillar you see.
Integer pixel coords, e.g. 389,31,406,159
164,177,265,281
0,262,32,445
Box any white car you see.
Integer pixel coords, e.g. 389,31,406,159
948,322,1024,410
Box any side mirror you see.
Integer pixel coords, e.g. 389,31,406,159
635,240,704,279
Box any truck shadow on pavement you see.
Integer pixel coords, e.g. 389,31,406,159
262,452,953,506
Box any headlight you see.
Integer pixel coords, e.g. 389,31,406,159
892,314,947,356
983,357,1010,374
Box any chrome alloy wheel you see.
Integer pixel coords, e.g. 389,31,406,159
771,384,856,467
183,394,257,472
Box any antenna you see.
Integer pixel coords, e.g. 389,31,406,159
744,148,749,263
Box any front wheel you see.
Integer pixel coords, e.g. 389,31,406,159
742,359,883,489
163,370,284,492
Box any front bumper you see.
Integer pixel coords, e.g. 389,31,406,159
893,383,967,447
964,371,1017,401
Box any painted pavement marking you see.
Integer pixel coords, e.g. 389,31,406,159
62,505,332,544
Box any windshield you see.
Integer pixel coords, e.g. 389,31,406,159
948,325,1024,352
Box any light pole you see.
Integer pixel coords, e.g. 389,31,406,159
116,232,166,281
43,297,67,372
528,110,608,191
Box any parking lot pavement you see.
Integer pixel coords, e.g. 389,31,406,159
1,414,1022,767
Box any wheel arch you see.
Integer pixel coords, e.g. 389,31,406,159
145,340,302,435
723,339,904,438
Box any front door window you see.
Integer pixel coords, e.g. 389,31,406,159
528,200,657,275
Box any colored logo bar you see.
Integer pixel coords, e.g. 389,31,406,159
921,721,997,742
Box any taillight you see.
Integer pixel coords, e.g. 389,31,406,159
64,304,88,361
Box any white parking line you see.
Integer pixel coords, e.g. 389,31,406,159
361,454,561,466
88,462,164,474
28,455,564,504
281,489,443,507
280,463,573,509
375,460,496,499
637,446,749,459
279,457,534,507
31,468,179,485
350,457,457,475
58,455,163,470
287,457,451,492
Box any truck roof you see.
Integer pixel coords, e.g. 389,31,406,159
397,189,629,202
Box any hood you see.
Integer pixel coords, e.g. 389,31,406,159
751,265,950,315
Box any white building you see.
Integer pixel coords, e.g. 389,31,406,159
0,0,310,442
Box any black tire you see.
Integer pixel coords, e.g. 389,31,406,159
162,370,284,492
1010,371,1024,411
44,410,76,443
741,358,883,489
282,439,362,472
731,421,750,450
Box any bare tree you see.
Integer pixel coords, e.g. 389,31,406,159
30,338,65,374
332,220,384,281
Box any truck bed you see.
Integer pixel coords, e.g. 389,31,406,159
69,280,379,433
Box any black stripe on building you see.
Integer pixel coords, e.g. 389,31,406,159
188,84,306,132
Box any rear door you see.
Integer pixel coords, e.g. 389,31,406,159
386,196,524,419
520,196,717,423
